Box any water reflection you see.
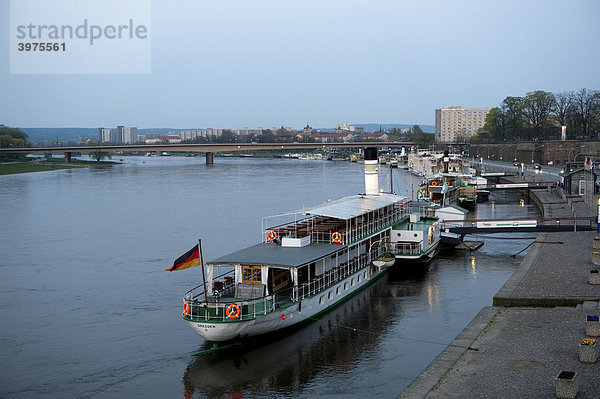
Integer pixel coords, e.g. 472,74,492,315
183,270,424,398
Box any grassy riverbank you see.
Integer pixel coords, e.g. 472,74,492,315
0,158,118,175
0,162,81,175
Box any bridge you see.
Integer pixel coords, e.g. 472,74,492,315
441,217,596,234
0,141,413,164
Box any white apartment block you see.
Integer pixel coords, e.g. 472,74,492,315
435,106,490,143
98,128,112,143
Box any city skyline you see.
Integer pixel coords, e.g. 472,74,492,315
1,0,599,128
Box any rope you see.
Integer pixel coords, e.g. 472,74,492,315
511,240,563,257
305,316,479,351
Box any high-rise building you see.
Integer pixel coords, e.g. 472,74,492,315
98,128,112,143
98,126,138,144
435,106,490,143
121,127,138,144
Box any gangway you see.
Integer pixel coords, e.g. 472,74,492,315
441,217,595,234
477,181,556,190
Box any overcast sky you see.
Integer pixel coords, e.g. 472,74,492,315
1,0,599,129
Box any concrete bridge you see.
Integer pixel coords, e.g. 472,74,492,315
0,141,413,164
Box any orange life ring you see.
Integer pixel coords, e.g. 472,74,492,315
183,301,190,317
402,203,408,211
430,181,438,186
267,230,277,241
331,231,343,244
226,303,241,319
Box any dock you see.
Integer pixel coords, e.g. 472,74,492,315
399,182,600,398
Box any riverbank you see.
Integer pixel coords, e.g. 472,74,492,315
0,159,116,175
400,184,600,398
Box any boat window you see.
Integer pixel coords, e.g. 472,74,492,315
242,265,262,284
336,286,341,295
344,282,349,290
351,278,355,286
319,296,324,304
364,272,368,279
358,275,361,283
328,291,333,299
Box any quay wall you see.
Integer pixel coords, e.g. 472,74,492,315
399,179,600,398
468,141,600,166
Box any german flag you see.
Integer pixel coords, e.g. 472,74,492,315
166,245,200,272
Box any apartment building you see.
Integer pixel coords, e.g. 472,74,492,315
435,106,490,143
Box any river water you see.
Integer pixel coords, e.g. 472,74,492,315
0,156,538,398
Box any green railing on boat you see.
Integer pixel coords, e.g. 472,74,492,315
183,286,295,322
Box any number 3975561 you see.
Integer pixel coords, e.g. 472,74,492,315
18,43,66,51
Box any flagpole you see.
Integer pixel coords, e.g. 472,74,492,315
198,239,208,304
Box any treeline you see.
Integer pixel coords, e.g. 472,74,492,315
0,125,30,148
477,88,600,142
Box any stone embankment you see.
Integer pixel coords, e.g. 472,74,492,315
400,181,600,398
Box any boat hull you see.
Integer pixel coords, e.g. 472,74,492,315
186,266,385,342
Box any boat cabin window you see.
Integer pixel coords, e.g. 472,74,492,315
242,265,262,284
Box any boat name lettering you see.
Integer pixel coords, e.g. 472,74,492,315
196,324,216,329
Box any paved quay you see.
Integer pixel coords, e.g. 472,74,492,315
400,182,600,398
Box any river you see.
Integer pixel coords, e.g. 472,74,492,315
0,156,538,398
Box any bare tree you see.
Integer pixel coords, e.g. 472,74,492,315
523,90,555,139
553,91,573,127
572,88,600,136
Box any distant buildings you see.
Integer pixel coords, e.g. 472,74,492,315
97,126,138,144
96,124,396,145
435,106,490,143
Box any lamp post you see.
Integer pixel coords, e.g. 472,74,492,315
597,198,600,233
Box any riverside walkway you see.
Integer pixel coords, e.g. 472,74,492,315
400,181,600,398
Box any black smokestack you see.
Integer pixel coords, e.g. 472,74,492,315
365,147,378,161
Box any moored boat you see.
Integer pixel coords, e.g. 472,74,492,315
177,147,440,344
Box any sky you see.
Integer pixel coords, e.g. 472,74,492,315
1,0,599,129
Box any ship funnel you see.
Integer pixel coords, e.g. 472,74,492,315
364,147,379,195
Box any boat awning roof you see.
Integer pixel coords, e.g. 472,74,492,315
207,242,341,268
302,193,406,220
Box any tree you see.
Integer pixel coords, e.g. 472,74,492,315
482,107,506,141
0,125,29,147
553,91,574,128
502,96,525,140
572,88,600,137
413,125,434,148
258,129,274,143
215,129,235,143
86,141,112,162
522,90,555,139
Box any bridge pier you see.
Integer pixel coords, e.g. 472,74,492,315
206,152,214,165
64,152,72,163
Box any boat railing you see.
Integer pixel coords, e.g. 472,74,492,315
265,205,408,245
293,246,385,300
184,269,236,302
183,285,296,322
390,241,423,256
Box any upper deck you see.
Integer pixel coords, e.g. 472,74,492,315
262,193,409,246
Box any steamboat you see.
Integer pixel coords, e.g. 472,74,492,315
180,148,440,343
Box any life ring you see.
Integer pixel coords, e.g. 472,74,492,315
226,303,241,319
267,230,277,241
402,203,408,211
183,301,190,317
430,181,438,186
331,231,343,244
